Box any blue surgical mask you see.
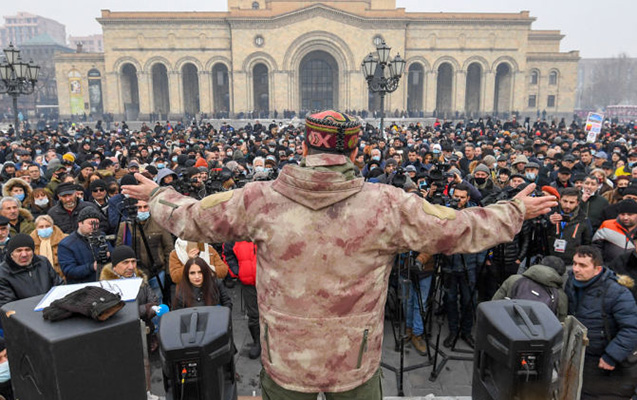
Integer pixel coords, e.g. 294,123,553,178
38,227,53,238
525,172,537,181
372,156,381,162
157,163,165,169
14,193,25,202
171,156,178,163
254,166,265,173
137,211,150,221
0,361,9,383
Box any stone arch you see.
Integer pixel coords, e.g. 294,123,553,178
113,57,142,74
406,56,431,73
491,56,519,73
283,31,354,72
119,62,140,120
204,56,232,72
407,61,425,114
548,68,560,85
465,62,483,116
242,51,279,73
432,56,461,73
435,62,454,117
150,63,170,116
253,63,270,114
211,62,231,115
181,63,200,116
175,57,204,73
462,56,490,73
144,56,173,73
494,63,514,114
529,68,541,85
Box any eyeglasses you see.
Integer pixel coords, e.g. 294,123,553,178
92,188,106,193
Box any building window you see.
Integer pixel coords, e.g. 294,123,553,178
254,35,264,47
528,95,537,108
530,71,538,85
547,95,556,108
252,1,260,9
549,71,558,85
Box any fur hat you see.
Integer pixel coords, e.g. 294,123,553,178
304,110,360,153
617,199,637,215
111,245,137,267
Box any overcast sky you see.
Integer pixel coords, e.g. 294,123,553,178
2,0,634,58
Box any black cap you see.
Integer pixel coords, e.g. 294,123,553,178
111,245,137,267
617,199,637,214
56,182,76,196
7,233,35,254
0,216,9,226
77,206,102,223
120,174,137,186
558,166,572,175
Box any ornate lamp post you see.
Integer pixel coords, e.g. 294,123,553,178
361,41,406,134
0,43,40,135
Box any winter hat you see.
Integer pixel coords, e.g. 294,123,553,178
89,179,107,192
512,155,528,166
80,161,94,170
77,206,102,223
541,186,560,200
304,110,361,153
0,216,9,226
62,153,75,163
482,155,497,167
473,164,490,175
111,245,137,267
617,199,637,215
56,182,76,196
7,233,35,254
195,157,208,168
540,255,566,276
120,174,138,186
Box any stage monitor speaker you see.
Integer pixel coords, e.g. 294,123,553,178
472,299,563,400
0,295,146,400
159,306,237,400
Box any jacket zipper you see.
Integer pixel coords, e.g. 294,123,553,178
264,323,272,363
356,329,369,369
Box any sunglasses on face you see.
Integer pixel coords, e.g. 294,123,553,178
92,188,106,193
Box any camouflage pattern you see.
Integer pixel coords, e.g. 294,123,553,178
148,153,525,393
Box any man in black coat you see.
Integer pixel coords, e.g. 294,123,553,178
48,182,104,234
0,234,62,308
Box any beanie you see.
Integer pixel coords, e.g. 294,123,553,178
80,161,94,170
541,186,560,200
77,206,102,223
304,110,361,153
194,157,208,169
540,255,566,276
473,164,490,175
120,174,137,186
7,233,35,254
111,245,137,267
89,179,107,192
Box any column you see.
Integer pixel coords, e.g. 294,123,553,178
483,70,496,115
168,70,182,118
455,70,466,116
198,70,212,115
137,71,151,118
425,70,437,116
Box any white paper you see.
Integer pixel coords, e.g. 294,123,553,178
34,278,143,311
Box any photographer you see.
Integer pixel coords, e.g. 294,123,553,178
442,183,484,349
546,187,592,265
116,200,174,303
58,207,113,284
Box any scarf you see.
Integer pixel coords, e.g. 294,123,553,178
39,237,54,267
174,238,215,272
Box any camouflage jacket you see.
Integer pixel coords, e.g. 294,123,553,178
148,153,525,393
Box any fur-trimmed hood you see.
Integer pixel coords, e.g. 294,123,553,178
18,207,34,222
99,263,149,283
617,274,635,289
2,177,33,199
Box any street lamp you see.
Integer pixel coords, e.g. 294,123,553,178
0,42,40,135
361,41,406,134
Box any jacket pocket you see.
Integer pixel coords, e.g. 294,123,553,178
356,329,369,369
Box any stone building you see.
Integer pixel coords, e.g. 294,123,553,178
54,0,579,120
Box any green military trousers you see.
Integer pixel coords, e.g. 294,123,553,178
260,367,383,400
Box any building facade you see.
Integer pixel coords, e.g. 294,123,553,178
54,0,579,120
68,34,104,53
1,12,66,47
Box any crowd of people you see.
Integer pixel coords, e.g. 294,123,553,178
0,112,633,399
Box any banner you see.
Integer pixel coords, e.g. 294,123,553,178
585,112,604,143
68,70,84,115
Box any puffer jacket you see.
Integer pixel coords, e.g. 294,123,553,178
489,219,532,267
0,254,63,308
58,230,113,284
223,241,257,285
148,153,526,393
565,268,637,365
546,208,592,264
492,264,568,321
592,218,635,264
608,251,637,302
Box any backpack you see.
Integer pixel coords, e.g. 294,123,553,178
509,276,559,315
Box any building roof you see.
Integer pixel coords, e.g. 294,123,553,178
21,33,66,47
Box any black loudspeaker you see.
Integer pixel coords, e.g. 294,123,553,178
159,306,237,400
472,300,563,400
0,295,146,400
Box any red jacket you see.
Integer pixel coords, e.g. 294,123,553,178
223,241,257,286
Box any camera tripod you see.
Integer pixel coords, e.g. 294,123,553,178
424,254,478,382
381,252,432,396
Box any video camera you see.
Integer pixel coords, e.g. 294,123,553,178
87,221,110,265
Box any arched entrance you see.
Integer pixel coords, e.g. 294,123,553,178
407,63,424,115
253,63,269,117
120,63,139,120
465,63,482,117
494,63,513,115
182,63,200,117
436,63,453,117
299,50,338,112
212,63,230,117
151,63,170,118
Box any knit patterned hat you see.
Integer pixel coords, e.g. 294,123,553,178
304,110,361,153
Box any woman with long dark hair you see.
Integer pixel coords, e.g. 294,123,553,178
172,256,232,310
